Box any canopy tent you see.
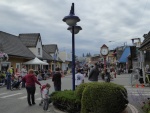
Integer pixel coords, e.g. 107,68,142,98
23,57,49,65
119,47,130,63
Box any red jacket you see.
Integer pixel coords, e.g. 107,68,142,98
22,74,41,87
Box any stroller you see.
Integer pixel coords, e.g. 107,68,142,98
11,76,22,90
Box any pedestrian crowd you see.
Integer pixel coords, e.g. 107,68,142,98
0,62,117,112
0,64,63,112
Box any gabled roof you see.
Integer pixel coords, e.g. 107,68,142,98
19,33,40,47
139,31,150,50
43,44,58,53
42,49,53,61
58,57,63,62
0,31,35,58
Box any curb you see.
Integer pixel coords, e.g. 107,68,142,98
128,104,139,113
52,104,139,113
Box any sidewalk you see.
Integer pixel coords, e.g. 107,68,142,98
111,73,145,113
51,104,134,113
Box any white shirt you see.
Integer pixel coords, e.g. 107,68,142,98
75,73,84,86
42,88,49,99
21,68,27,77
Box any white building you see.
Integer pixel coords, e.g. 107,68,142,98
59,51,72,71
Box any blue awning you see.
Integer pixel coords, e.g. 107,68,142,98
119,47,130,63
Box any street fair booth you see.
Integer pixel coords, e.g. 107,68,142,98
23,57,49,71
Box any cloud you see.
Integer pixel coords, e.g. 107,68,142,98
0,0,150,56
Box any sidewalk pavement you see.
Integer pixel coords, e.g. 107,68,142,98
111,73,145,113
52,104,134,113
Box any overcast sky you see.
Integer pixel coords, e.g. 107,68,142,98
0,0,150,56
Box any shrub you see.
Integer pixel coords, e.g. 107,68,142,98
142,98,150,113
75,82,89,100
81,82,128,113
51,90,81,113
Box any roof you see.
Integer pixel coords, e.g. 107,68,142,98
119,47,130,63
58,57,63,62
139,31,150,50
43,44,58,53
19,33,40,47
42,49,53,61
0,31,35,58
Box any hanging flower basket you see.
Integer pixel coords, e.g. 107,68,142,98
0,52,9,62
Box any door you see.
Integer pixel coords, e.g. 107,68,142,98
16,63,20,72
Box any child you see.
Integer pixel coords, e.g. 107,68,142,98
42,83,51,111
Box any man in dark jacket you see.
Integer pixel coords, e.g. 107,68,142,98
88,63,100,81
52,67,61,91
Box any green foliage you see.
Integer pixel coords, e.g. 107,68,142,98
51,90,81,113
75,82,89,100
0,72,5,80
51,83,128,113
142,98,150,113
81,82,128,113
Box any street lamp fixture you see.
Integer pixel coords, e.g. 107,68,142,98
67,25,82,34
63,3,82,90
63,4,80,26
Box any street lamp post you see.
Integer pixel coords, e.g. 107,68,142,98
63,3,82,90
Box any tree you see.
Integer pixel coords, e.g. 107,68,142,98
89,52,91,57
82,53,85,57
86,53,89,57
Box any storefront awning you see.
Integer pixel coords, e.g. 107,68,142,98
119,47,130,63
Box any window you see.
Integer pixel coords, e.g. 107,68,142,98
38,48,40,55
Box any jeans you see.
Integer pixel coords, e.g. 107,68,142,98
22,81,25,88
26,86,36,105
43,99,49,110
7,78,11,90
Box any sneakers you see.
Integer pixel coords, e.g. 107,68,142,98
46,109,50,112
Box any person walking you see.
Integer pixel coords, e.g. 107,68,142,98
22,69,41,106
21,65,27,88
75,69,84,87
105,69,111,82
52,67,61,91
88,63,100,82
84,65,89,77
6,67,13,90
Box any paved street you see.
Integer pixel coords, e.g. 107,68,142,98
0,74,149,113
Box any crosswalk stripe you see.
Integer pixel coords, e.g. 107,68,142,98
0,93,22,98
18,96,27,99
36,97,42,100
18,93,38,99
0,93,7,96
129,92,150,93
128,93,150,96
